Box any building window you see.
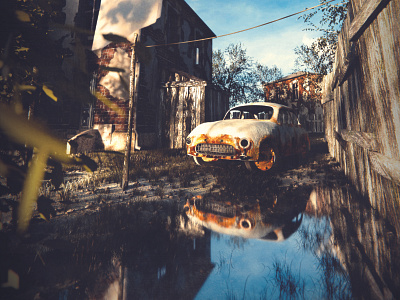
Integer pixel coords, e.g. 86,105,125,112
195,47,200,65
292,81,299,100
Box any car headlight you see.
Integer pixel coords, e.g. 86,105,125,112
239,138,250,149
186,136,192,145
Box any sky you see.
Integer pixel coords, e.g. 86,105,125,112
185,0,325,76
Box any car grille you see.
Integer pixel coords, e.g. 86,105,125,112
195,143,236,156
196,200,236,218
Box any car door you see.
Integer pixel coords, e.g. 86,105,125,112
277,109,296,156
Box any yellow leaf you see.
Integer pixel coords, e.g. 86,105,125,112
17,85,36,91
42,85,57,101
15,10,30,22
1,270,19,289
0,104,70,164
15,47,30,52
95,92,124,116
18,150,48,233
39,212,49,221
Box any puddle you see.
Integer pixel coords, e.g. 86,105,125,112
1,153,400,299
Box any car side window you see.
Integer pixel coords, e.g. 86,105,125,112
242,111,251,119
230,110,241,119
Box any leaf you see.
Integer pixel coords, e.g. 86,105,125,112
73,154,98,172
99,66,126,73
42,84,57,101
0,104,70,163
18,150,48,233
15,47,30,52
102,34,130,44
95,92,124,116
15,10,30,22
1,270,19,289
17,85,36,91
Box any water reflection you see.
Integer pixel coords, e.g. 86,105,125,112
184,194,303,242
312,184,400,299
2,180,400,299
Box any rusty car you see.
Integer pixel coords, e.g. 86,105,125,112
186,102,310,171
184,195,303,241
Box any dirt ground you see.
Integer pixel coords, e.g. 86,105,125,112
0,134,345,230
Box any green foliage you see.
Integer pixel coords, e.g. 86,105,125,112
0,0,99,233
295,0,348,74
212,43,282,107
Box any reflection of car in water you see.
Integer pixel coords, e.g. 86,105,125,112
184,195,303,241
186,102,310,172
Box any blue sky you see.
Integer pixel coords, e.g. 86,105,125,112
186,0,326,75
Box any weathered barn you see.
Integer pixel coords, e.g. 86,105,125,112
264,72,324,132
322,0,400,232
92,0,228,150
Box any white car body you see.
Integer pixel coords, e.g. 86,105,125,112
186,102,310,171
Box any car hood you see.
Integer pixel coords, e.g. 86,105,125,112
188,119,278,141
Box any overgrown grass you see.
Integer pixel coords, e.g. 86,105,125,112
84,149,200,187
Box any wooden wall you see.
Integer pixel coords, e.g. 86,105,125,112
160,81,206,149
322,0,400,212
160,82,228,149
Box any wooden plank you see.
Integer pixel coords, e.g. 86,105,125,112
369,151,400,185
334,130,348,149
340,129,380,151
349,0,391,41
332,43,358,89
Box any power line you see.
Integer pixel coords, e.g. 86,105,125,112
145,0,339,48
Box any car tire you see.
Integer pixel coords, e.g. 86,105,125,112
245,144,280,172
194,156,206,166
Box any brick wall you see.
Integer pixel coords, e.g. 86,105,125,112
94,43,132,132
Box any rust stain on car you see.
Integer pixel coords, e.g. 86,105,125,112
186,102,310,171
184,195,302,241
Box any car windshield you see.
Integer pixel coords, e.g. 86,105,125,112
224,105,274,120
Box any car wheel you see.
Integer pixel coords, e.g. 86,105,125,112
245,145,280,172
194,156,205,165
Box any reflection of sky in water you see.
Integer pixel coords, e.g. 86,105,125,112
195,215,344,299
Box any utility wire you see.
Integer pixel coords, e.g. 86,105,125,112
146,0,338,48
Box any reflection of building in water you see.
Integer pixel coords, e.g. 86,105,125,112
309,185,400,299
1,203,213,300
121,224,213,299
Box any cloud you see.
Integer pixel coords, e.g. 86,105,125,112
302,35,316,46
186,0,323,75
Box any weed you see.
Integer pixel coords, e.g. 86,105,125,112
58,182,74,203
155,186,164,198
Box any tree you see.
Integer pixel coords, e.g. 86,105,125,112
212,43,282,107
294,0,348,75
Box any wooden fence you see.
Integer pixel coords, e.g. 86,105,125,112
322,0,400,212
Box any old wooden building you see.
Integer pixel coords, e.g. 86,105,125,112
34,0,228,150
92,0,228,150
263,72,324,132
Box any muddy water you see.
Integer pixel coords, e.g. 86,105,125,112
1,156,400,299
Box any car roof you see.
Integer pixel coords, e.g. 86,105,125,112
230,102,290,110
